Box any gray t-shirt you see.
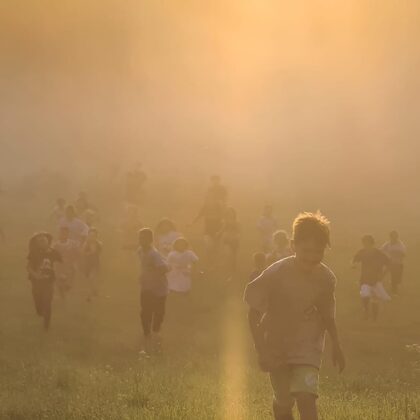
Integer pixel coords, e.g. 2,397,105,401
138,247,168,296
244,256,336,369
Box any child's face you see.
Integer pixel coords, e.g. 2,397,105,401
293,239,326,272
37,235,49,250
275,237,289,249
139,233,152,248
59,229,69,241
390,232,399,243
174,242,188,253
363,240,374,249
255,258,266,269
66,208,75,219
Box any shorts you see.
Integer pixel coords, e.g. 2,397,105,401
360,282,391,302
270,365,319,411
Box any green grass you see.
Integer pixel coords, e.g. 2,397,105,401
1,205,420,420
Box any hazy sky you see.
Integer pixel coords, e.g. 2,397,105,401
1,1,420,199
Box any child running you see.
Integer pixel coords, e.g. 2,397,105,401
167,237,199,294
381,230,406,295
138,228,169,354
53,226,78,299
352,235,391,320
27,232,62,331
81,228,102,302
257,205,278,252
244,212,345,420
267,230,293,265
59,205,89,247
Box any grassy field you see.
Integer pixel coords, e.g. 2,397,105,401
1,198,420,420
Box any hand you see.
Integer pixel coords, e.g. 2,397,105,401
332,344,346,373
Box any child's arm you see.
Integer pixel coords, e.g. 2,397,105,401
244,268,273,370
319,276,345,373
324,317,345,373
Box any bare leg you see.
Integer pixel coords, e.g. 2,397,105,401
273,400,294,420
295,392,318,420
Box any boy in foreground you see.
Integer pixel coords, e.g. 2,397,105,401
244,212,345,420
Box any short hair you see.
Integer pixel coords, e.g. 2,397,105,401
173,237,189,250
362,234,375,246
292,211,330,247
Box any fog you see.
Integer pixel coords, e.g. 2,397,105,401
2,1,420,226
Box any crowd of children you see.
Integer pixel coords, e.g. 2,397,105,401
22,176,407,420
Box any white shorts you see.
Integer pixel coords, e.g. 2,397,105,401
360,282,391,302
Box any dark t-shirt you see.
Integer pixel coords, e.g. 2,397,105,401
28,248,62,282
207,185,227,204
353,248,390,285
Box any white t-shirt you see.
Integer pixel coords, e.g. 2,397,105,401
167,250,199,293
59,217,89,245
156,231,182,257
53,239,79,277
381,241,406,264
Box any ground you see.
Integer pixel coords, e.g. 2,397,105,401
0,206,419,420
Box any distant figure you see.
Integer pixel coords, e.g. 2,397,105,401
53,227,78,299
167,238,199,294
249,252,267,283
138,228,169,355
155,218,181,258
257,205,278,252
245,212,345,420
75,192,90,216
206,175,228,205
119,205,143,250
84,208,99,228
27,232,62,331
81,228,102,302
352,235,391,321
381,230,406,295
59,205,89,246
267,230,293,265
191,195,225,266
50,198,67,224
126,163,147,206
220,207,241,279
